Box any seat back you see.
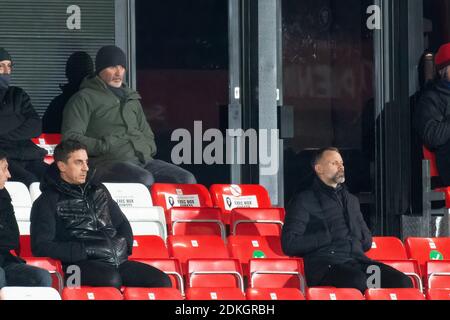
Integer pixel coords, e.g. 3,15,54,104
0,287,61,300
230,208,284,236
151,183,212,211
62,287,123,300
170,207,225,239
31,133,62,164
5,182,32,235
187,259,244,291
210,184,272,213
130,235,169,259
423,146,440,177
227,235,286,276
103,183,167,239
29,182,42,203
426,260,450,289
365,288,425,300
405,237,450,275
246,288,305,300
185,287,246,300
365,237,408,260
380,260,423,291
123,287,183,300
306,288,365,300
426,288,450,300
249,258,305,292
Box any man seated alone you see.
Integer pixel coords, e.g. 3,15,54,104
0,150,52,288
281,147,413,292
30,140,172,289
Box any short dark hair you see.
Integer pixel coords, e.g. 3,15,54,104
0,150,7,161
54,140,88,163
311,147,340,167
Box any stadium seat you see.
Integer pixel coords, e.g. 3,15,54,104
426,260,450,289
426,288,450,300
22,257,64,293
187,259,244,292
365,237,408,260
103,183,167,239
230,208,285,236
246,288,305,300
306,288,365,300
209,184,273,224
130,258,185,295
150,183,213,227
19,235,32,257
0,287,61,300
130,235,169,259
170,207,226,240
423,146,450,208
31,133,61,164
365,288,425,300
29,182,42,203
405,237,450,276
185,287,246,300
167,235,229,273
123,287,183,300
227,235,286,276
249,258,306,294
62,287,123,300
5,181,32,235
380,260,423,292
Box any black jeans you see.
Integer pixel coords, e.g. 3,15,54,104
93,159,197,187
319,260,414,293
64,260,172,289
8,159,49,187
0,262,53,288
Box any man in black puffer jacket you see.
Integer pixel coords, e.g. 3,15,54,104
0,48,48,186
282,148,413,293
30,139,171,289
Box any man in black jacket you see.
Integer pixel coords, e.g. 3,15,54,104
281,147,413,292
0,48,47,186
415,42,450,185
30,140,171,289
0,150,52,288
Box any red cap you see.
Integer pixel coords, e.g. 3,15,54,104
435,43,450,70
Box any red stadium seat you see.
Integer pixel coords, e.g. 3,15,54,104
22,257,64,293
380,260,423,292
405,237,450,276
306,288,365,300
187,259,244,292
426,260,450,289
167,235,229,273
249,258,306,293
31,134,62,164
19,235,32,257
423,146,450,207
130,235,169,259
170,207,226,240
227,235,286,276
209,184,272,224
123,287,183,300
246,288,305,300
185,287,246,300
230,208,285,236
130,258,184,295
365,288,425,300
426,288,450,300
365,237,408,260
62,287,123,300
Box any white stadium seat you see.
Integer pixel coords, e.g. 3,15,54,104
0,287,61,300
103,183,167,240
5,182,32,235
29,182,42,203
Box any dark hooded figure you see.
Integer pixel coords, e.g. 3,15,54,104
42,51,94,133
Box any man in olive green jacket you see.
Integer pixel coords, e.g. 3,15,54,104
61,45,196,187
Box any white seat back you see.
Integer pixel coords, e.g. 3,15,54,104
29,182,42,203
103,183,153,207
0,287,61,300
5,182,32,207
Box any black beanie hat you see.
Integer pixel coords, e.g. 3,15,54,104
95,45,126,74
0,48,12,62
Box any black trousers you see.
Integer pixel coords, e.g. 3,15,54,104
319,260,414,293
64,260,172,289
8,159,48,187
